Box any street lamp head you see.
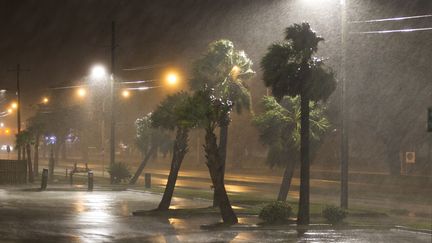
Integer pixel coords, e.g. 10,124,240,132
42,97,49,104
166,72,178,86
121,90,130,98
90,64,107,80
77,88,87,98
11,102,18,109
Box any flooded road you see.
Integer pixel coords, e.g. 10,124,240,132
0,189,430,242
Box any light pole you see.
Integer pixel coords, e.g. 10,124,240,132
110,21,117,184
340,0,349,210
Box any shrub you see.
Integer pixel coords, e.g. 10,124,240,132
108,162,131,184
259,201,292,224
322,205,347,224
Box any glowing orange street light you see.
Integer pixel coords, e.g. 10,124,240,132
166,72,179,86
11,102,18,109
7,108,13,114
77,88,86,98
5,128,10,135
121,90,130,98
42,97,49,104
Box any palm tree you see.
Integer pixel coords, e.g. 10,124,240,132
253,96,330,201
189,39,255,207
151,92,198,210
261,23,336,225
191,89,238,224
129,114,171,185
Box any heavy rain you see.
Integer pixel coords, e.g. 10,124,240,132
0,0,431,242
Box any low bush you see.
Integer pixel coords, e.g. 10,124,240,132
259,201,292,224
322,205,347,224
108,162,131,184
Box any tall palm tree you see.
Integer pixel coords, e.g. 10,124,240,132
253,96,330,201
189,39,255,206
261,23,336,225
151,92,198,210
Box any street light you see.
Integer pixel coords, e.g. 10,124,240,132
121,90,130,98
11,102,18,109
77,88,87,98
166,72,179,86
42,97,49,104
90,65,107,81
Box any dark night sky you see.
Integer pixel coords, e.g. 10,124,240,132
0,0,431,126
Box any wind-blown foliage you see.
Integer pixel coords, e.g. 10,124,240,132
253,96,329,168
261,25,335,102
130,114,172,185
135,114,172,157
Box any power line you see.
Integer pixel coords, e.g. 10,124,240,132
118,79,157,85
350,14,432,24
122,63,168,71
351,27,432,35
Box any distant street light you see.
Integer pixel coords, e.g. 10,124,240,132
166,72,179,86
42,97,49,104
77,88,87,98
11,102,18,109
7,108,12,114
121,90,130,98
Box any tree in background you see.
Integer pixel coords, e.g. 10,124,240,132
253,96,330,201
189,39,255,207
27,111,47,176
15,130,34,182
151,92,199,210
261,23,336,225
129,114,172,185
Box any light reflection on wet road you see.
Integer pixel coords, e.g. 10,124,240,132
0,189,430,242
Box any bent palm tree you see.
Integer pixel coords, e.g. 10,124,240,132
151,92,198,210
261,23,336,225
191,89,238,224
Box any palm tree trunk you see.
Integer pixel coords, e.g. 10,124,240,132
298,94,310,225
129,146,157,185
214,116,229,207
26,144,34,183
277,161,296,201
34,135,40,176
205,127,238,224
22,146,26,160
157,128,189,211
49,144,55,179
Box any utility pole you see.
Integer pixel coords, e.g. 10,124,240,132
8,64,29,160
340,0,349,209
110,21,117,184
